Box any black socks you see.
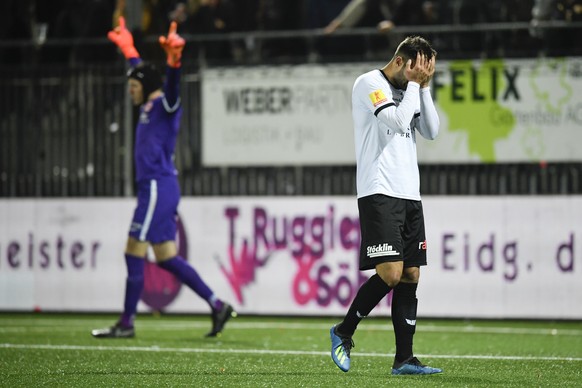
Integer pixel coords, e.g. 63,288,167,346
338,274,392,336
391,282,418,363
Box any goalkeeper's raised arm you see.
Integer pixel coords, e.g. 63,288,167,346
108,16,141,67
159,21,185,109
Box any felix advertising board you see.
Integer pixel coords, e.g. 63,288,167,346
202,58,582,165
0,197,580,319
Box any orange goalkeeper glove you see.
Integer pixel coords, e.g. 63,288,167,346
107,16,139,59
159,21,185,68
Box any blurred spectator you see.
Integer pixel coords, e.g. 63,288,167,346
322,0,370,34
254,0,306,60
180,0,237,34
305,0,367,60
48,0,116,64
0,0,34,64
501,0,537,57
305,0,352,29
322,0,439,34
141,0,173,36
0,0,118,65
557,0,582,21
531,0,558,39
112,0,174,36
531,0,582,55
387,0,440,30
168,0,238,62
452,0,501,57
378,0,441,51
318,0,441,59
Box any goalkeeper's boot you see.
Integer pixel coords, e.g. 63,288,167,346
330,324,354,372
206,303,237,337
391,356,442,375
91,323,135,338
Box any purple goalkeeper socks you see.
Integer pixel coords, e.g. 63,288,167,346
119,254,145,328
158,256,222,309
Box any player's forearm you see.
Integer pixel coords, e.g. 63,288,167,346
418,87,439,140
377,82,420,134
163,66,181,109
334,0,367,28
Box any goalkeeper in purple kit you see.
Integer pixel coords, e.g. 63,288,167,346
92,17,235,339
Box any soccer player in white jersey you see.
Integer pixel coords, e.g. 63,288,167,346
330,36,442,375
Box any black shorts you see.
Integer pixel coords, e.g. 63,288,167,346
358,194,427,270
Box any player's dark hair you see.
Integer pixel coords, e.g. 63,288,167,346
394,36,437,62
127,62,163,101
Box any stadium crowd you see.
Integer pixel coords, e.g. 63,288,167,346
1,0,580,65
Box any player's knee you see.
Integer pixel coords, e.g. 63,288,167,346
152,241,178,261
125,237,149,257
376,262,404,287
401,267,420,283
376,269,401,288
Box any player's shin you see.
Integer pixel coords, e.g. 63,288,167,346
338,274,391,336
158,256,221,309
120,254,145,327
391,282,418,363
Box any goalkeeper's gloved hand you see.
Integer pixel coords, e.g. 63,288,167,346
159,21,185,68
107,16,139,59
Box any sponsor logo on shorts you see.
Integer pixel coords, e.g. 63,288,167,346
130,222,142,232
418,240,427,250
366,243,400,258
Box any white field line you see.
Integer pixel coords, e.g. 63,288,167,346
0,320,581,336
1,343,581,362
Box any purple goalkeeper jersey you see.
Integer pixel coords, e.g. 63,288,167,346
133,66,182,182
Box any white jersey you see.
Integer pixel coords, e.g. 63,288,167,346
352,69,439,200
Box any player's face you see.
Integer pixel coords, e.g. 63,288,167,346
128,79,144,106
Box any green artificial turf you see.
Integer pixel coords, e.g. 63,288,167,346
1,313,581,387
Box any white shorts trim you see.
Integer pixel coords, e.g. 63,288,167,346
139,179,158,241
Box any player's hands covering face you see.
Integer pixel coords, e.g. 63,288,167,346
405,53,436,88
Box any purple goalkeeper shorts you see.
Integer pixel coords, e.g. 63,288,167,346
129,176,180,243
